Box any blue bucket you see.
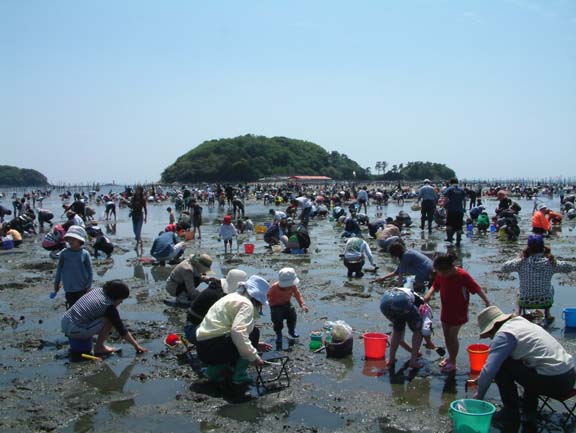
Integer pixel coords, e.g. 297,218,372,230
563,308,576,328
2,239,14,250
69,337,92,354
290,248,305,255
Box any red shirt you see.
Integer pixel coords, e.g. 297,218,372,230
432,267,481,326
267,282,305,308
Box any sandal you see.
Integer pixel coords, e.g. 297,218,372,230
441,361,457,373
438,358,448,368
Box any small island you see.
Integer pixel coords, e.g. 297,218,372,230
161,134,455,183
0,165,49,187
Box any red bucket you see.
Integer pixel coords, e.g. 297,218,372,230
467,343,490,372
363,332,388,359
244,243,255,254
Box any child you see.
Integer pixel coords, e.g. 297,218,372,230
3,223,23,247
61,280,147,355
218,215,237,253
423,253,490,373
476,211,490,233
397,289,437,354
42,223,70,258
53,225,93,308
93,228,114,259
268,267,309,343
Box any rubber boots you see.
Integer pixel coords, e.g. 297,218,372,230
204,363,231,383
232,358,253,384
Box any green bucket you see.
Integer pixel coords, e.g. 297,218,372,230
449,399,496,433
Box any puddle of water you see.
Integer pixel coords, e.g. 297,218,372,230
61,408,206,433
286,403,345,429
218,401,345,430
2,190,576,432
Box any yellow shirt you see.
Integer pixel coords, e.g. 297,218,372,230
196,292,259,362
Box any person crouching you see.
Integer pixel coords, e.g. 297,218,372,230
195,275,272,391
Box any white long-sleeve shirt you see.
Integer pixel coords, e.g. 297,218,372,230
343,237,374,266
196,292,259,362
218,223,238,241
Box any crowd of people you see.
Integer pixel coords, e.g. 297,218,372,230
2,179,576,431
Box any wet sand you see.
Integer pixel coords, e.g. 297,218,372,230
1,193,575,433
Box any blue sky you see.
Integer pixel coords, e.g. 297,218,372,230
1,0,575,184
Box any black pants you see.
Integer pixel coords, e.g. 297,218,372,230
271,304,297,334
446,211,464,242
65,290,87,309
344,259,365,277
300,207,311,227
197,327,259,365
38,213,53,228
94,238,114,257
496,358,576,417
420,200,435,231
105,203,116,219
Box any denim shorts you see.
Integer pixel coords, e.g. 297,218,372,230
380,289,422,332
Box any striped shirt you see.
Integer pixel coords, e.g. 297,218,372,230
62,288,126,336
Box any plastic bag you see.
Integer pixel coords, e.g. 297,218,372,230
325,320,353,343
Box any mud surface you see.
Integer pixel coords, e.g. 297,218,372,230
1,192,575,433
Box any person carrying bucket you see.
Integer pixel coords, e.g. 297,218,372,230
471,305,575,432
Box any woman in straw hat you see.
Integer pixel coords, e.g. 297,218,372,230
165,253,213,305
471,305,575,431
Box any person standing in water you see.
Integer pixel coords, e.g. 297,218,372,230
129,186,147,254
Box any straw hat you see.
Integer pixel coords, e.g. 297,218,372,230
188,253,213,273
478,306,513,338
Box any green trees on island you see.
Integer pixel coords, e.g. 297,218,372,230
373,161,456,181
0,165,49,186
161,135,370,183
161,135,456,183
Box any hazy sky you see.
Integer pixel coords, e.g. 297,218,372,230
1,1,575,184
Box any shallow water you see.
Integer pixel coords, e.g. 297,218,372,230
1,190,575,432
